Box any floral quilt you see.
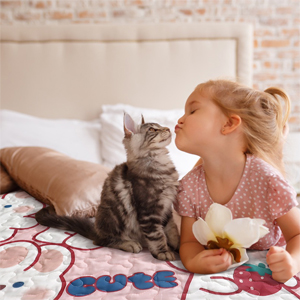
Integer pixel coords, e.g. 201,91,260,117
1,191,300,300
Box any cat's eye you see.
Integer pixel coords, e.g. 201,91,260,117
149,128,157,132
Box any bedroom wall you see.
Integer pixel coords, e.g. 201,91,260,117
1,0,299,131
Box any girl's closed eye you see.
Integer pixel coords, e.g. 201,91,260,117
189,103,201,114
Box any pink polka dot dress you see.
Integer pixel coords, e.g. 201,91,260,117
174,154,298,250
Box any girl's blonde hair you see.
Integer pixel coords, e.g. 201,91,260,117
197,79,291,176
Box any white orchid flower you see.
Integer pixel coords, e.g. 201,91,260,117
192,203,269,269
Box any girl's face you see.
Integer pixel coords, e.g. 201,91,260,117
175,88,227,156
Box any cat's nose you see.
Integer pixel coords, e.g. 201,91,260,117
164,127,170,132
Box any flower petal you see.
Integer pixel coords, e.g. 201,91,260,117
252,219,270,239
246,218,269,239
227,248,249,270
205,203,232,237
224,218,263,248
259,225,270,239
192,218,217,246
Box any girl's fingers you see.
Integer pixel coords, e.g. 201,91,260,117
267,252,291,268
201,248,224,257
266,247,286,265
214,250,232,271
268,261,285,273
267,246,284,256
199,248,233,273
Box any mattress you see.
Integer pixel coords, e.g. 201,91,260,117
1,191,299,300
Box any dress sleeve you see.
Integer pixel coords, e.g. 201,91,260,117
267,173,298,221
174,175,197,219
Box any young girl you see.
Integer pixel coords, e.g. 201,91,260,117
174,79,300,283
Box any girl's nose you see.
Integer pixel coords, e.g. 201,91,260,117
177,115,185,124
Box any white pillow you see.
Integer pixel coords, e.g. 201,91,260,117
99,104,199,179
0,110,102,164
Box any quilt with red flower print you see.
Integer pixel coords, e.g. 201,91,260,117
1,191,300,300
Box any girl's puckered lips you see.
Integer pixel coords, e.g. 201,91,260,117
174,125,181,133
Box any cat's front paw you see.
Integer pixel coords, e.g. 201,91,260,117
156,251,176,261
118,241,143,253
168,235,180,252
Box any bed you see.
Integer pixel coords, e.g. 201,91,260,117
1,23,299,300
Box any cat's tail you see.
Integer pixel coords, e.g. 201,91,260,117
35,206,98,241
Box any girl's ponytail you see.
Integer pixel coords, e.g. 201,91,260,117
263,87,291,176
264,87,291,133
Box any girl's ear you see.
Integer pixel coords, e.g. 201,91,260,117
222,114,242,135
124,113,137,138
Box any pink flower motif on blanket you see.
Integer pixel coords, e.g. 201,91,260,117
33,249,64,273
14,206,34,213
0,246,28,268
21,287,53,300
15,191,32,199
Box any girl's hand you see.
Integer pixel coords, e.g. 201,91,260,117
194,248,232,274
179,216,233,274
266,246,297,283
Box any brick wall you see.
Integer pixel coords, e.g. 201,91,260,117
1,0,299,131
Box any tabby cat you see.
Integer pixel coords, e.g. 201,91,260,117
35,113,180,261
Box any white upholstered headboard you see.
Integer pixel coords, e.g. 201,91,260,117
1,23,253,120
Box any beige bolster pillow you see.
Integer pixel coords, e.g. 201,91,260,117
0,147,110,217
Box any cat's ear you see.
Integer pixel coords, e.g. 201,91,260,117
124,113,136,138
141,114,145,125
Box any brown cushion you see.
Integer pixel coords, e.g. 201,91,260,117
0,147,110,217
0,164,18,194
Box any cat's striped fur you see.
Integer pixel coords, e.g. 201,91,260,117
35,113,180,261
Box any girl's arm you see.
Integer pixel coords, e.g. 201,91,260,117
266,206,300,282
179,216,232,274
